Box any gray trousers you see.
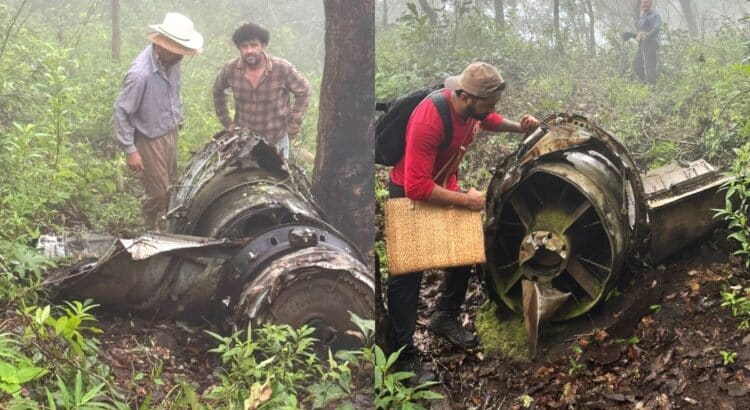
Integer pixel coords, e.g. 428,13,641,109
135,129,178,231
632,41,658,85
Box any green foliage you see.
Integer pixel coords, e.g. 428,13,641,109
336,313,442,410
517,394,535,408
202,311,440,409
715,144,750,267
720,288,750,329
0,242,53,308
375,240,389,278
205,322,319,408
24,300,103,356
0,299,127,408
720,350,738,366
0,333,48,399
568,343,584,376
615,336,641,345
371,345,442,410
45,370,115,410
0,42,141,243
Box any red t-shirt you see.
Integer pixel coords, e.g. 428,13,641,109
390,88,504,200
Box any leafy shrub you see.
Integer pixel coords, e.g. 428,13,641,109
0,300,127,408
205,323,321,408
0,333,48,399
715,144,750,267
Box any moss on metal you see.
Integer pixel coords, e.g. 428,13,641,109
475,301,530,362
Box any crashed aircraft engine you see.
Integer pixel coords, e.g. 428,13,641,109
483,113,727,355
52,130,374,351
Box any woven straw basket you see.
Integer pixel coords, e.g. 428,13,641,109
384,198,486,275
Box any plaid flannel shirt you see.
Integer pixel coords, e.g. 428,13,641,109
213,52,311,144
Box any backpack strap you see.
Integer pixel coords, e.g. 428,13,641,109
428,90,453,150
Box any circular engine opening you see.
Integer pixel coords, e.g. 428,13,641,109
487,168,623,320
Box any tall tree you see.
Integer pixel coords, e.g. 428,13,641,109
313,0,375,263
553,0,563,55
494,0,505,27
585,0,596,55
679,0,699,38
418,0,439,24
111,0,121,63
382,0,388,28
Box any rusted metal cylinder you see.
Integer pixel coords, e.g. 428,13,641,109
484,114,644,326
484,113,728,338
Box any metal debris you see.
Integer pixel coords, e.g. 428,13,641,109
484,113,728,353
50,131,374,350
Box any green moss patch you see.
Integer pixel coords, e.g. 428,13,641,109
475,301,530,362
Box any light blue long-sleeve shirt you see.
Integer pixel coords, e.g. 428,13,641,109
114,44,182,154
637,9,662,45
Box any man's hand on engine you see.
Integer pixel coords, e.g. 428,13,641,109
464,188,486,211
520,115,540,133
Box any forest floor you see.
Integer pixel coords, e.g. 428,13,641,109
419,233,750,409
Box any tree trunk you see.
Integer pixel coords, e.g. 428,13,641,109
679,0,699,38
418,0,438,24
111,0,121,63
313,0,375,264
494,0,505,27
382,0,388,28
633,0,640,23
585,0,596,56
553,0,563,55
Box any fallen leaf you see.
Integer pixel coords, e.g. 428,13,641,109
594,329,609,343
244,380,273,409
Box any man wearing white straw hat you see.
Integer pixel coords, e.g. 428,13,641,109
114,12,203,231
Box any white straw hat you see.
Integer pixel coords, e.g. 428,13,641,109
148,12,203,54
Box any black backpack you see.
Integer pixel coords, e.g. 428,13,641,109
375,86,453,166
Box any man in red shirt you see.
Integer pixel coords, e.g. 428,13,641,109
387,62,539,382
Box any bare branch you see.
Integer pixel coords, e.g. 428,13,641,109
0,0,30,60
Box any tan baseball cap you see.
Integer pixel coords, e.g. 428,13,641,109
445,62,505,98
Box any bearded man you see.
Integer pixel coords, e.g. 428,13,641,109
213,22,311,158
386,62,539,383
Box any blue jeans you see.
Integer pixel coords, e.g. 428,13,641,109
276,133,290,159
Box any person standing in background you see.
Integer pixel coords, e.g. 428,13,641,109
212,22,311,159
632,0,661,84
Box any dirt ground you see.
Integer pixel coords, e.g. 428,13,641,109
415,235,750,409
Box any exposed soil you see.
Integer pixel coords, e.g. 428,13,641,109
414,235,750,409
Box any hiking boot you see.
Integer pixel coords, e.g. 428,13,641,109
428,311,478,349
392,355,436,386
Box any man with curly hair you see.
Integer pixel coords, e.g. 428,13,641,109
213,22,311,158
